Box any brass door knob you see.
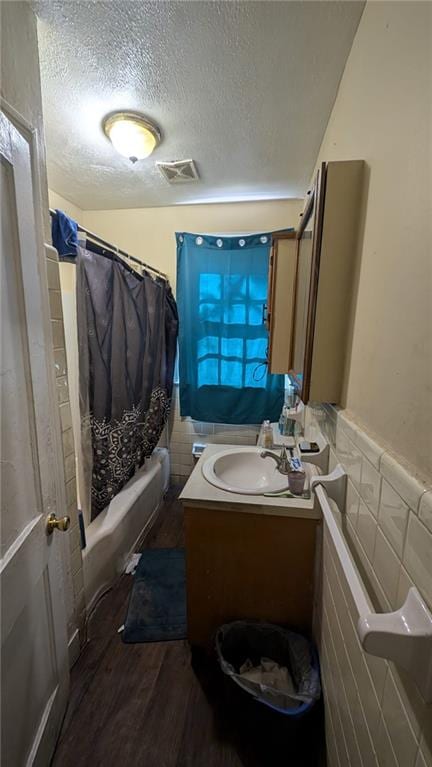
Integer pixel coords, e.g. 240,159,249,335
46,513,71,535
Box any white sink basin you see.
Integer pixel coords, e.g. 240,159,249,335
202,446,290,495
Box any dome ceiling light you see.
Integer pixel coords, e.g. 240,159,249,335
102,111,161,163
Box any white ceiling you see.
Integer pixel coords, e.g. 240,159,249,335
34,1,364,210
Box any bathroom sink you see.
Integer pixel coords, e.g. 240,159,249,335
202,446,290,495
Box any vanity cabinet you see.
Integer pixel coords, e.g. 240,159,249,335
268,160,365,404
184,503,319,649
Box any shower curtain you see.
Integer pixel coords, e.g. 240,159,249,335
76,245,178,520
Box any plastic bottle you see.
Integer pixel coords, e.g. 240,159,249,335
285,380,296,408
260,420,273,448
278,407,286,435
284,410,296,437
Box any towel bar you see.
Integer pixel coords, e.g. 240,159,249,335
312,466,432,703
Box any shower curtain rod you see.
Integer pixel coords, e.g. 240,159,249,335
49,208,168,281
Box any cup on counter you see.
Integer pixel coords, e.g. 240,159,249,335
288,470,306,495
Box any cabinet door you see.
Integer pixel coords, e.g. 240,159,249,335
267,233,298,374
292,161,364,403
264,239,276,331
291,165,326,399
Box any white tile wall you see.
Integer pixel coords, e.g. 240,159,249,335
47,246,86,659
359,457,381,517
378,479,409,558
372,527,401,606
403,514,432,609
419,492,432,534
168,385,260,477
312,403,432,767
357,498,377,562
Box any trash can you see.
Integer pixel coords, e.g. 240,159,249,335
215,621,322,765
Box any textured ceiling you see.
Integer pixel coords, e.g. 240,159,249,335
34,1,364,210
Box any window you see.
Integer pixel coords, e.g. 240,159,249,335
197,272,268,389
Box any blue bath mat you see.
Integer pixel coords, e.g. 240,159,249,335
122,548,187,643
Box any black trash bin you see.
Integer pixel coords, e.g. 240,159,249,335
215,621,322,765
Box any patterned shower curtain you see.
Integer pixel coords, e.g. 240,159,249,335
76,245,178,520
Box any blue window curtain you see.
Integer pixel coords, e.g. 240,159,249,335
176,231,285,424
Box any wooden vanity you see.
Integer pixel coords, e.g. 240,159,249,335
180,445,321,649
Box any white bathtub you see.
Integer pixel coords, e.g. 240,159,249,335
82,448,170,612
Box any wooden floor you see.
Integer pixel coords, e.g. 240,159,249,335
52,484,323,767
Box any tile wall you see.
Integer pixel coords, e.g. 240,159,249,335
46,244,85,664
312,403,432,767
168,385,260,481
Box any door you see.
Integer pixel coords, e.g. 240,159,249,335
1,110,69,765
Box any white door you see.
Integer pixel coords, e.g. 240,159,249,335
1,110,69,765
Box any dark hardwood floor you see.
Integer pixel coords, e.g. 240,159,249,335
52,484,323,767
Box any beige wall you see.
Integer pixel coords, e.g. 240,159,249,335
49,190,83,293
80,199,302,290
313,0,432,479
49,191,302,291
50,189,83,224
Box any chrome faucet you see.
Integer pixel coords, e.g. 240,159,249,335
260,446,291,475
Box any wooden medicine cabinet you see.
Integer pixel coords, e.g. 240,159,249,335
267,160,365,404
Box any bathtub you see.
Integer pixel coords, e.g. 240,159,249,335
82,448,170,612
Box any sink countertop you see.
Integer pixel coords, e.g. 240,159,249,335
179,444,322,520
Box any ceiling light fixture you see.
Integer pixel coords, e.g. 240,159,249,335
102,111,161,163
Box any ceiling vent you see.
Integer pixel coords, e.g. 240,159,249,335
156,159,199,184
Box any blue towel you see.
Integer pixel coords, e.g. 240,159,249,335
51,208,78,259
